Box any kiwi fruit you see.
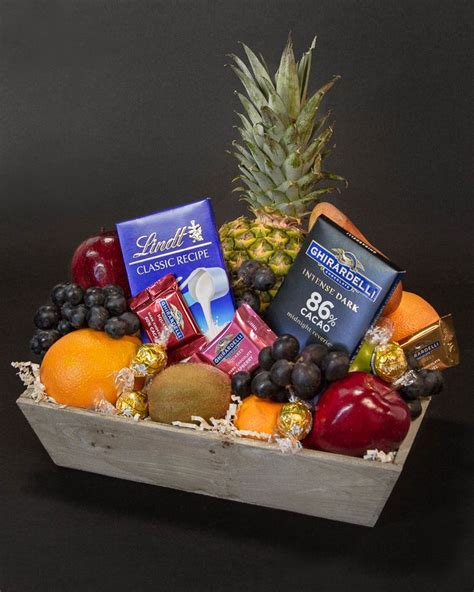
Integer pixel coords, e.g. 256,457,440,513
148,363,232,424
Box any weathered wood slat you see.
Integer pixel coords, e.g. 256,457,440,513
16,393,429,527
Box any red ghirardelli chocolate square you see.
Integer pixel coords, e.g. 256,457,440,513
130,275,203,352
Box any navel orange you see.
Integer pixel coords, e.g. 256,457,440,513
40,329,140,408
386,291,439,343
234,395,284,438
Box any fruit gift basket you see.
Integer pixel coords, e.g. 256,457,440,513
14,36,460,527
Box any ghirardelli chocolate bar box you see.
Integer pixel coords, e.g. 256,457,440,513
116,198,235,339
265,215,405,358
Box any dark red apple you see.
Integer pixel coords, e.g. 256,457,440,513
304,372,410,457
71,228,130,296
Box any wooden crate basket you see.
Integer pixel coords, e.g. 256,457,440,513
17,391,428,527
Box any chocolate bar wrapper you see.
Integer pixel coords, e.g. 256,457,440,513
194,303,276,376
399,314,459,370
265,215,405,359
116,198,235,340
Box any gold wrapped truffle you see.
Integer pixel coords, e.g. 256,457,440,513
130,343,167,377
116,391,148,419
372,342,408,383
277,400,313,441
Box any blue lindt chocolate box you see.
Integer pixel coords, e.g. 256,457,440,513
116,198,235,339
265,215,405,358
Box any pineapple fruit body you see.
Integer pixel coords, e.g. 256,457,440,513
220,35,344,309
219,212,304,308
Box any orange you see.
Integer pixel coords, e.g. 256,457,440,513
382,284,403,315
386,291,439,343
234,395,284,438
40,329,140,408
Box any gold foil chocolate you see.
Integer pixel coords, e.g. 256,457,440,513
277,400,313,441
372,342,408,383
399,314,459,370
130,343,167,377
116,391,148,419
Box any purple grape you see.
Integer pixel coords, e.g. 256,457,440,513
31,329,61,355
69,304,88,329
104,294,127,316
231,371,252,399
61,302,75,321
272,334,300,362
64,283,84,305
34,305,60,330
119,312,141,335
321,351,350,382
407,398,422,420
251,371,279,399
270,359,294,387
419,369,444,396
103,284,124,298
252,267,276,291
271,389,289,403
29,333,43,355
258,346,274,370
50,283,68,306
83,287,105,308
104,316,127,339
237,260,262,285
299,343,328,366
87,306,110,331
57,319,74,335
236,291,260,313
400,374,425,401
291,362,321,400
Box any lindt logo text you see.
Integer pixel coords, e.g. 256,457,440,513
133,221,203,259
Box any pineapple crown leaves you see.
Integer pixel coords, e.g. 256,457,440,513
229,33,345,218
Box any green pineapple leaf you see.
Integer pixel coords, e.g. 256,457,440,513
241,43,275,93
320,171,348,186
302,126,334,163
297,36,316,104
295,76,340,141
236,93,261,126
263,160,286,186
229,54,255,87
261,136,286,166
231,65,267,110
260,106,285,137
275,33,301,120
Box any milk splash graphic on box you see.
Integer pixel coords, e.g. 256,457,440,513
116,198,235,339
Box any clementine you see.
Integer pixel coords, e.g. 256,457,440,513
40,329,140,408
234,395,284,438
386,291,439,343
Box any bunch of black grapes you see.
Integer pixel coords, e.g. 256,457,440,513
235,260,277,313
30,283,140,356
231,334,350,403
399,353,444,419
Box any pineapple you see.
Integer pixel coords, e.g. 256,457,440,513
219,35,345,307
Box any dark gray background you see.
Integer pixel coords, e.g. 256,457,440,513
1,1,473,590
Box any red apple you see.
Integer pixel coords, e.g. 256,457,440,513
304,372,410,457
71,228,130,296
